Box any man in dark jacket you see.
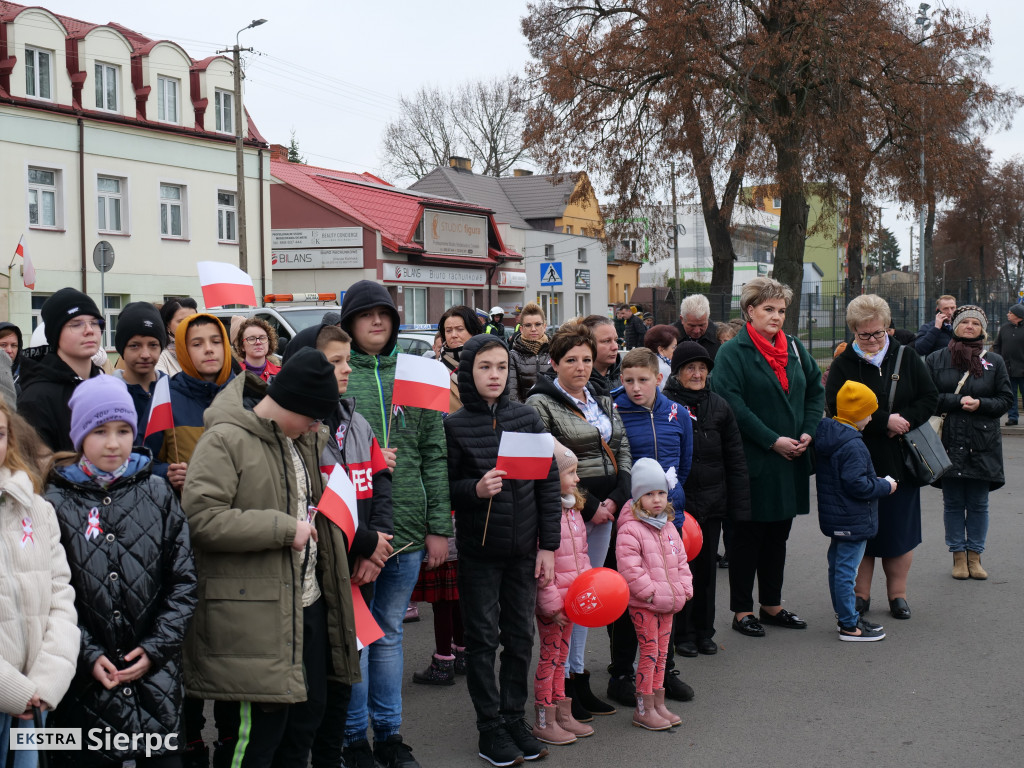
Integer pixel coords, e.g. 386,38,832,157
992,303,1024,425
0,319,34,399
18,287,105,451
912,294,956,355
672,294,721,361
617,304,647,349
444,334,559,766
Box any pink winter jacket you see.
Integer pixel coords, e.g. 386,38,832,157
615,500,694,614
536,506,590,618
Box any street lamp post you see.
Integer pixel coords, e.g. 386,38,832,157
915,3,930,326
229,19,266,275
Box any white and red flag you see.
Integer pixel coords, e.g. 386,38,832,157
13,235,35,289
495,432,555,480
352,584,384,650
197,261,257,307
143,375,173,440
391,353,451,413
316,463,359,549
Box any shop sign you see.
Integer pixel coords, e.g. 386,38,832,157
575,269,591,290
271,227,363,249
383,262,486,286
423,210,487,257
272,248,363,270
498,271,527,288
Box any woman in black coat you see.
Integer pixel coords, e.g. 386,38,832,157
925,306,1013,580
825,295,937,622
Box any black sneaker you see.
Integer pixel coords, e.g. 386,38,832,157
839,621,886,642
504,717,549,761
373,735,420,768
664,669,695,702
606,673,636,708
478,725,524,767
343,739,377,768
837,618,883,632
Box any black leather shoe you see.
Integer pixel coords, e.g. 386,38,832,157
889,597,911,620
697,638,718,655
663,669,695,701
758,608,807,629
855,596,870,616
675,641,698,658
731,615,765,637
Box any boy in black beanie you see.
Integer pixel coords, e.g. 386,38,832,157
113,301,168,466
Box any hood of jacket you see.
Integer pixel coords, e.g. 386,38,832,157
174,314,233,386
338,280,400,355
814,417,861,459
282,323,328,364
0,321,24,369
203,372,286,445
456,333,510,412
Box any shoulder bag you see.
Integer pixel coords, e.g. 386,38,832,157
888,345,952,486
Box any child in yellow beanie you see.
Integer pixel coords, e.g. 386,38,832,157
815,381,897,641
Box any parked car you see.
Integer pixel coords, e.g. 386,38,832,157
208,303,339,355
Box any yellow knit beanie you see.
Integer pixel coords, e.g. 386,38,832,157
835,380,878,424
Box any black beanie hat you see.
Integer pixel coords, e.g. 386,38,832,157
671,340,715,376
267,347,338,420
41,287,103,349
114,301,167,355
1010,304,1024,320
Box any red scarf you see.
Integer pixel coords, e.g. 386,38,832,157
747,322,789,393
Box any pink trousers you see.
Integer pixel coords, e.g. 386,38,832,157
630,607,671,695
534,615,574,706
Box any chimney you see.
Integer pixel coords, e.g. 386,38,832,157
513,169,533,177
270,143,289,162
449,156,472,172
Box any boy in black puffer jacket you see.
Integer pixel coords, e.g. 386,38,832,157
444,334,561,767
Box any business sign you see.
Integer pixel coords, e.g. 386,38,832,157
423,210,487,257
575,269,591,290
498,271,527,288
383,262,486,286
271,227,363,249
271,248,363,270
540,262,563,287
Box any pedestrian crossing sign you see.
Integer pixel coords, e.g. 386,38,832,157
540,262,563,286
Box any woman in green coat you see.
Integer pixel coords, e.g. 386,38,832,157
711,278,824,638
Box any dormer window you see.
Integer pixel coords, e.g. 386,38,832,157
95,62,119,112
157,76,179,124
214,89,234,134
25,47,53,101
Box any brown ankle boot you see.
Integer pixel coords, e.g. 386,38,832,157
967,550,988,580
952,551,969,580
653,688,681,726
532,703,576,745
555,698,593,737
632,693,672,730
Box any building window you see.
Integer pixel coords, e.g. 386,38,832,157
539,294,558,326
103,295,123,349
576,293,588,318
157,76,179,123
443,289,464,308
544,243,554,259
25,47,53,100
405,287,427,325
97,176,126,233
28,167,60,228
578,247,587,263
30,294,50,333
94,62,119,112
772,197,782,210
217,191,237,242
214,89,233,134
160,183,186,238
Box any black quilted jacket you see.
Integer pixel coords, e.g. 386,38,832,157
45,450,197,765
444,334,561,559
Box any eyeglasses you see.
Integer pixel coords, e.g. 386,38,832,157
66,319,102,331
244,335,269,344
856,330,886,341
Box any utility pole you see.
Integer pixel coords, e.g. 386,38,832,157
915,3,931,326
670,161,680,300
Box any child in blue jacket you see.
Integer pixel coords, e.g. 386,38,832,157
815,381,896,642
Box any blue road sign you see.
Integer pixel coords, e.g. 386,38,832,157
540,261,563,286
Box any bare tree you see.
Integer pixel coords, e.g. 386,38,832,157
381,85,463,182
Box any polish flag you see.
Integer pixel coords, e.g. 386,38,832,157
495,432,555,480
391,353,451,413
143,375,173,440
14,236,35,289
352,584,385,650
197,261,257,307
316,463,359,549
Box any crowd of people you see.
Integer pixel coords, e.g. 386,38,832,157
1,278,1018,767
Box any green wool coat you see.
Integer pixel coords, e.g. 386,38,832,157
711,325,824,522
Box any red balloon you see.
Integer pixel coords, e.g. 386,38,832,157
564,567,629,628
680,511,703,562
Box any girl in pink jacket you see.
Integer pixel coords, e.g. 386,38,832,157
616,458,694,731
532,442,595,746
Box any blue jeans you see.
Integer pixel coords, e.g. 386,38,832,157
1,709,46,767
942,477,990,553
1008,377,1024,421
344,548,423,745
827,539,868,628
566,518,613,676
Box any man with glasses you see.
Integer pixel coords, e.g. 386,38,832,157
19,287,105,451
913,294,956,356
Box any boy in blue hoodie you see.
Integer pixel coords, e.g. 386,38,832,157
815,381,896,642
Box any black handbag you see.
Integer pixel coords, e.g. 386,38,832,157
888,345,952,486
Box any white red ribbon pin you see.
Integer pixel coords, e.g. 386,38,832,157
20,517,34,548
85,508,103,540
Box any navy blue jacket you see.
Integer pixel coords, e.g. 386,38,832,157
613,386,693,526
814,418,891,540
913,321,953,356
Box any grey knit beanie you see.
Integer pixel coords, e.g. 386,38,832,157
631,457,668,501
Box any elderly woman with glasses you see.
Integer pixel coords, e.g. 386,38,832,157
825,294,937,622
233,317,281,382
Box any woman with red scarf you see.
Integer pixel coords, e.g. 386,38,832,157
925,306,1013,580
710,278,824,638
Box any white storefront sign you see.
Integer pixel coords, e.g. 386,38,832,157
272,248,363,270
498,271,528,288
383,262,486,286
271,227,363,249
423,210,487,257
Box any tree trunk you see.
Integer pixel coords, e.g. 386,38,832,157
773,142,809,335
847,184,865,296
707,216,736,297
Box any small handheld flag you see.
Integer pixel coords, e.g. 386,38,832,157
197,261,257,307
391,353,451,413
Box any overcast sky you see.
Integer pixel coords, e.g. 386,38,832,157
63,0,1024,264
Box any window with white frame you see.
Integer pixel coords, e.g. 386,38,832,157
28,167,60,228
103,295,123,349
97,176,126,233
25,47,53,100
214,89,233,134
576,293,588,318
443,289,464,308
217,191,237,242
772,197,782,209
156,76,179,123
30,294,50,333
405,287,427,324
578,247,587,263
94,62,119,112
544,243,554,259
160,183,186,238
